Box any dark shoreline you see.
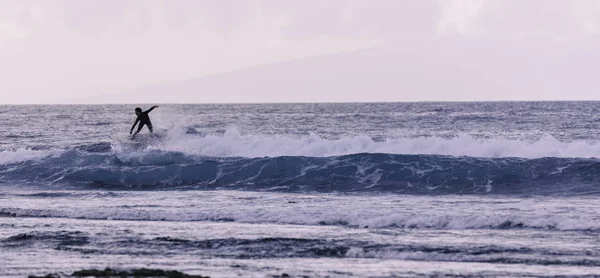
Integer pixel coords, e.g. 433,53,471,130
28,267,209,278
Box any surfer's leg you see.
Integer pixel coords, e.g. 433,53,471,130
132,123,145,139
147,122,153,133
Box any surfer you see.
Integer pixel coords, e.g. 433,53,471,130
130,105,159,139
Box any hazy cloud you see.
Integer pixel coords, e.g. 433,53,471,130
0,21,29,41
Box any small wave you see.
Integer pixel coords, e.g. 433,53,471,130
88,122,112,126
2,231,89,246
2,204,600,232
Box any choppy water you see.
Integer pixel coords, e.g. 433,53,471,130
2,102,600,277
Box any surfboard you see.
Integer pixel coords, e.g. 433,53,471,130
109,133,165,149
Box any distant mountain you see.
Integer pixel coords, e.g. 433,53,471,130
112,37,600,104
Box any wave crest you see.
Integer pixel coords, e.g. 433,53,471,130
142,129,600,158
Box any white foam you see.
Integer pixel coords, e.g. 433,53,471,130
0,148,52,165
148,127,600,158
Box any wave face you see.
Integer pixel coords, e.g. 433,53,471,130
2,145,600,195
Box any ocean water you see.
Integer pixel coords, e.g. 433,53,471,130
1,102,600,277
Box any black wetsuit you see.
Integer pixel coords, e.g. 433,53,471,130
130,107,156,134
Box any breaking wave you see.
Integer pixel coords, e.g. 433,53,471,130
1,132,600,195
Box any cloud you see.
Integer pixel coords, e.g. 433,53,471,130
438,0,600,40
438,0,486,35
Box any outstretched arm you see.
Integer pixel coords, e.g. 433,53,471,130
144,105,159,114
130,118,140,134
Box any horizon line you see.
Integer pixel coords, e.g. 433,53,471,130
3,99,600,105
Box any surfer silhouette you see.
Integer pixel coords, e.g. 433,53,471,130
130,105,158,139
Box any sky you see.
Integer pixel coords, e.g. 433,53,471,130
1,0,600,104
